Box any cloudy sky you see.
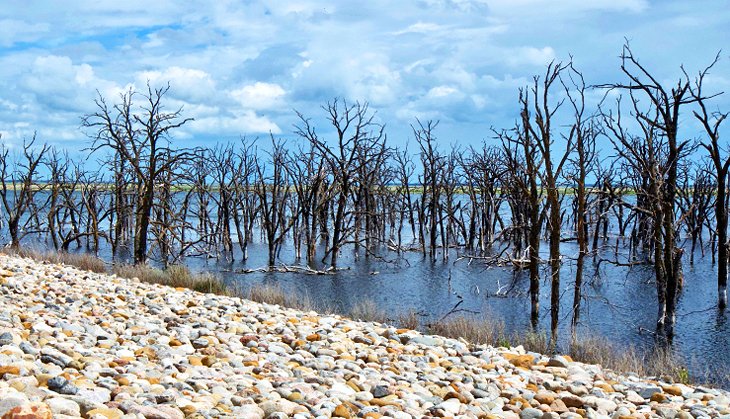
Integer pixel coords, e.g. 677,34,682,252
1,0,728,154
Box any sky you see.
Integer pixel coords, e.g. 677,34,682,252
0,0,729,156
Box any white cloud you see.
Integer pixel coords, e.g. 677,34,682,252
505,46,556,67
20,55,105,112
191,111,281,134
0,0,727,150
484,0,648,15
393,22,445,35
427,86,459,98
231,82,286,110
0,19,49,47
137,67,216,102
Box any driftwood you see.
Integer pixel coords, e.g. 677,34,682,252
235,264,349,275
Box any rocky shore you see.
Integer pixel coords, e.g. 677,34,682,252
0,254,728,419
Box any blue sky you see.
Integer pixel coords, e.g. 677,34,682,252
1,1,728,155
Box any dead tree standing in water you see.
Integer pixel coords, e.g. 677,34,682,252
255,138,298,267
414,120,446,261
296,99,385,269
523,61,574,344
0,136,50,249
83,83,193,264
499,107,544,330
687,54,729,309
561,63,597,333
600,43,702,336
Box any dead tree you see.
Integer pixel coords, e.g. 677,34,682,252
561,63,597,333
499,108,544,330
230,139,258,261
392,145,417,252
255,138,298,267
83,83,193,264
523,61,574,343
600,43,703,336
684,54,729,309
296,99,385,269
414,120,447,261
287,145,332,266
0,136,50,249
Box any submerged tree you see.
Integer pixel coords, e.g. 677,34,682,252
561,63,597,333
296,99,386,269
687,53,729,309
82,83,193,264
0,136,50,249
600,42,704,337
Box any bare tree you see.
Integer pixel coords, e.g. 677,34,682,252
254,138,298,267
82,83,193,264
561,63,597,333
0,136,50,249
599,42,703,335
687,53,729,308
523,61,574,343
296,99,386,269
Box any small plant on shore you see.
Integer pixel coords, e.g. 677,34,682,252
1,247,107,274
427,315,507,346
519,331,550,355
396,309,420,330
113,263,229,295
349,299,389,324
245,283,316,311
568,335,695,384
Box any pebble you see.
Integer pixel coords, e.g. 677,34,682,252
47,376,79,395
0,253,726,419
0,331,13,346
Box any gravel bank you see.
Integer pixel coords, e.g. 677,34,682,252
0,254,728,419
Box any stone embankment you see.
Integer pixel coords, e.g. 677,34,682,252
0,254,728,419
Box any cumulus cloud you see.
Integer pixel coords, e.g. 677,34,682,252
504,46,556,67
137,67,216,102
191,111,281,135
20,55,104,113
231,82,286,110
0,19,49,47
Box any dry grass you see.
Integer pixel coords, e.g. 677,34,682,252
349,299,389,323
113,263,229,295
427,315,702,385
568,335,691,384
428,315,508,347
244,282,318,311
396,309,420,330
1,247,107,273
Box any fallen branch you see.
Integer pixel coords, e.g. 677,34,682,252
235,264,348,275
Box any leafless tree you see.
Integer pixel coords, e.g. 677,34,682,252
0,136,50,249
82,83,193,264
681,53,730,309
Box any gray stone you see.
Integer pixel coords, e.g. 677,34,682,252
372,385,390,398
19,342,38,355
47,376,79,395
40,347,73,368
410,335,443,346
521,407,544,419
654,406,678,419
0,331,13,346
